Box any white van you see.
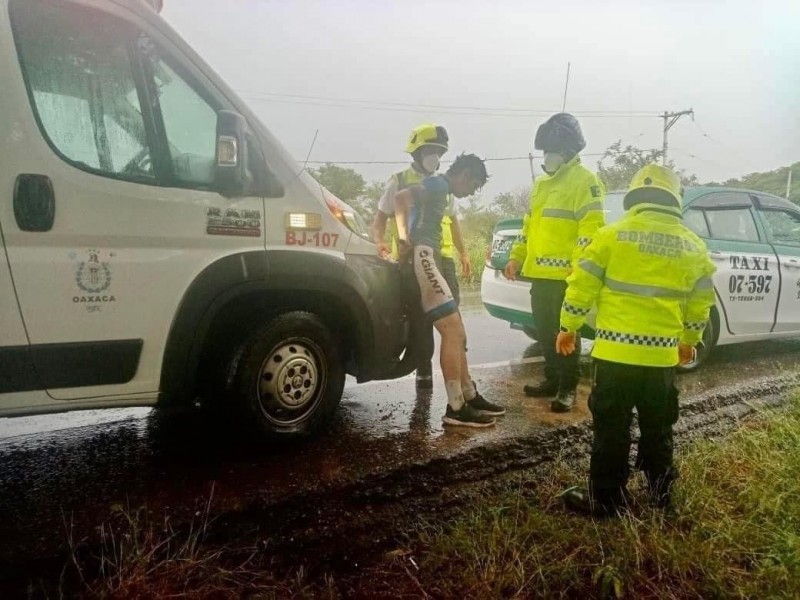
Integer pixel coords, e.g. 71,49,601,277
0,0,411,438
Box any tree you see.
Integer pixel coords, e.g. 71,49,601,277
710,162,800,205
308,163,366,202
308,163,386,220
597,141,698,191
490,187,531,219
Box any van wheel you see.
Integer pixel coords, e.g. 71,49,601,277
228,311,344,439
677,311,717,373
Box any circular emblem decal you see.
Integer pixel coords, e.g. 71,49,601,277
76,261,112,293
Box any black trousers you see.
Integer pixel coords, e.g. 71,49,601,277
409,256,460,372
589,359,679,505
530,278,580,391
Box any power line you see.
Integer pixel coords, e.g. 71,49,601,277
690,119,749,169
237,89,661,119
670,147,735,172
238,88,661,114
304,153,611,166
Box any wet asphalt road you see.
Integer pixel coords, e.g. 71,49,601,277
2,290,800,566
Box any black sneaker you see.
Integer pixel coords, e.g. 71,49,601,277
442,404,496,428
468,393,505,416
523,380,558,398
550,389,576,413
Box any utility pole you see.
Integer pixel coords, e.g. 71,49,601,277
661,108,694,165
787,168,793,200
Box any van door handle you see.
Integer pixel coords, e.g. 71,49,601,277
14,174,55,232
709,251,726,261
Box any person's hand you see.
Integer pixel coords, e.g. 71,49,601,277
503,259,520,281
556,331,577,356
460,254,472,280
678,343,696,365
376,241,390,259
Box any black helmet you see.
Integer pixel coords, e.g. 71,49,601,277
534,113,586,158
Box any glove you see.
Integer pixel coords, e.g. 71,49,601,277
556,330,577,356
678,343,696,366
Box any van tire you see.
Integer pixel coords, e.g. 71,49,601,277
227,311,344,440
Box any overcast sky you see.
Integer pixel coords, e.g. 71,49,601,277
162,0,799,198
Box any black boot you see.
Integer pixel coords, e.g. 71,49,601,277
560,486,627,518
646,469,677,509
524,379,558,397
551,388,577,413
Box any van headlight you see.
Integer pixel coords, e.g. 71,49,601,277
322,189,369,239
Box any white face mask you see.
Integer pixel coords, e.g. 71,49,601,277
541,152,565,174
421,154,440,174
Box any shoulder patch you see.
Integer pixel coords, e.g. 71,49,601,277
590,185,602,198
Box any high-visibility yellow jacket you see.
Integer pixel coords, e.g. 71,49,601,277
509,157,605,280
560,203,717,367
386,167,455,259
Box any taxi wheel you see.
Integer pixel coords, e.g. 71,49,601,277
228,311,344,440
677,311,718,373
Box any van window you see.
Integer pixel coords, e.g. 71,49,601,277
140,43,218,187
11,0,154,182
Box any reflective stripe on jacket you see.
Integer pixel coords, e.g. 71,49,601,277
560,203,717,367
509,156,605,280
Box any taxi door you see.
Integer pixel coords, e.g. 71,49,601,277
684,192,779,335
753,194,800,333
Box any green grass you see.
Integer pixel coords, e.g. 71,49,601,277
404,400,800,598
63,401,800,598
457,232,489,285
65,488,317,599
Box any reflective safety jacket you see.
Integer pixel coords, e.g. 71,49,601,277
387,168,455,259
560,203,717,367
509,157,605,280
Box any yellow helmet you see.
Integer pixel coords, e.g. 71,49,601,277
623,163,683,210
405,123,449,154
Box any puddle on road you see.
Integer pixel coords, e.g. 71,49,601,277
0,407,151,443
2,331,800,566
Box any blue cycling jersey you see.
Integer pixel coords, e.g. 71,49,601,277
409,175,450,250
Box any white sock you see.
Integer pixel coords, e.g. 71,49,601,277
462,380,477,402
445,380,465,410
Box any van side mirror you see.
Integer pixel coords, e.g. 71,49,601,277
215,110,284,198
